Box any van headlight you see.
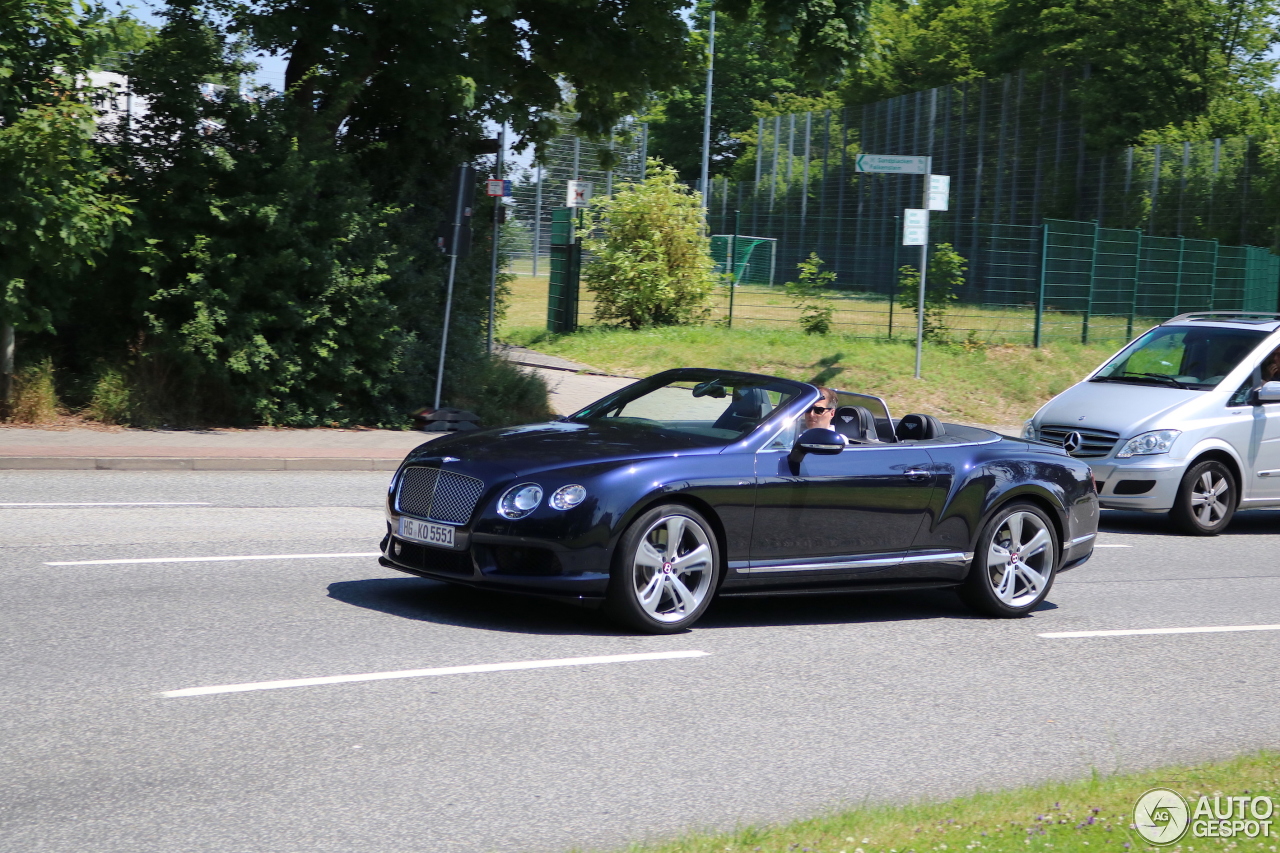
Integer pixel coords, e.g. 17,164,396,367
498,483,543,518
1116,429,1181,458
1021,420,1037,440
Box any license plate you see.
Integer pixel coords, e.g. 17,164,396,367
398,516,456,549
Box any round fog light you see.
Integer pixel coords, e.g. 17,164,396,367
549,484,587,510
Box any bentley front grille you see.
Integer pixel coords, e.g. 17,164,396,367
396,467,486,525
1039,424,1120,458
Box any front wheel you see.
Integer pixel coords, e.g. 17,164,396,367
960,501,1058,617
605,504,721,634
1169,459,1236,536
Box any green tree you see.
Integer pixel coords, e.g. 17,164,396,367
898,243,966,343
784,253,836,334
583,161,719,329
646,2,860,182
0,0,131,406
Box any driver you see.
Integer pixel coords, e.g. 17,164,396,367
804,387,838,431
1262,346,1280,383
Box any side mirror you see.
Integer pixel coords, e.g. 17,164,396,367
790,427,846,459
1254,381,1280,405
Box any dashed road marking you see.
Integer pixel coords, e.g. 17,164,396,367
161,651,712,698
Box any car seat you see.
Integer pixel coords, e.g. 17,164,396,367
833,405,879,443
894,413,944,441
712,386,772,432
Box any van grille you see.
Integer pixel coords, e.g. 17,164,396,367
396,467,486,525
1039,424,1120,458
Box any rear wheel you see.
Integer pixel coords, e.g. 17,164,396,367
1169,459,1236,536
960,501,1058,617
605,504,720,634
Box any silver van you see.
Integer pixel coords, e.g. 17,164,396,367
1023,312,1280,535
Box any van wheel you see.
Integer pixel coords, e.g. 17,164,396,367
1170,460,1236,536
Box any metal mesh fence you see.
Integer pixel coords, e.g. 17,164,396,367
505,115,646,273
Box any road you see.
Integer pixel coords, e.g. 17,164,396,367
2,470,1278,853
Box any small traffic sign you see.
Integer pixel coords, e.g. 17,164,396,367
486,179,504,197
856,154,930,174
927,174,950,211
903,208,928,245
567,180,593,208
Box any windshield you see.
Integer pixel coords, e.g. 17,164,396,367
569,371,804,441
1092,326,1269,390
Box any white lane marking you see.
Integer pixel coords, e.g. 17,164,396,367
162,651,711,698
47,552,380,566
1041,624,1280,639
1,502,212,507
1093,544,1131,548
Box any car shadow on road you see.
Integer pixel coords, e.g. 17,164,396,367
329,577,1057,634
1101,508,1280,537
327,577,619,636
699,588,1057,629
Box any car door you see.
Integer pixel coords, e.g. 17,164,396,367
748,440,937,574
1243,386,1280,501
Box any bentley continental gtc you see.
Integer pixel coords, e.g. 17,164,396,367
380,368,1099,633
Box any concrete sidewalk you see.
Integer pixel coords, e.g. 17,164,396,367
0,348,637,471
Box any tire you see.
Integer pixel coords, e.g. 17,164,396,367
1169,459,1237,536
960,501,1059,618
605,504,721,634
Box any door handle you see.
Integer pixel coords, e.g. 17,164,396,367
904,468,932,482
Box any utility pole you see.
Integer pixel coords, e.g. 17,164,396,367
487,125,505,354
699,10,715,209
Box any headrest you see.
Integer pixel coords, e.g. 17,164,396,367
833,405,878,442
895,413,945,441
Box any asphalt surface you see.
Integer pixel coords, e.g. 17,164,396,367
3,470,1279,853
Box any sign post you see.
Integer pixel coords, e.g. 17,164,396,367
860,154,945,378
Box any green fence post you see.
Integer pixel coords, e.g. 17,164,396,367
728,209,739,328
1035,222,1049,347
1082,220,1099,345
1174,236,1185,317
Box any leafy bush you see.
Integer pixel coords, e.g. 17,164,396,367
784,253,836,334
898,243,967,342
83,366,132,425
451,356,554,428
7,358,59,423
583,160,717,329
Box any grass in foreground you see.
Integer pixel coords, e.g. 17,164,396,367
605,752,1279,853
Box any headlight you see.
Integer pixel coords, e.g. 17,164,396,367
1022,420,1037,441
498,483,543,519
549,484,587,510
1116,429,1181,458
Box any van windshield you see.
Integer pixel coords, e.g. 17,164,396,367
1092,326,1268,390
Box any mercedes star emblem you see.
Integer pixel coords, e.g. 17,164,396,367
1062,431,1084,454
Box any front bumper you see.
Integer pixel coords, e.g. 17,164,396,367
379,521,612,601
1087,459,1184,512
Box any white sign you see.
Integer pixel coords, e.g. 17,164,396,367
903,208,928,245
856,154,930,174
567,180,593,208
928,174,950,211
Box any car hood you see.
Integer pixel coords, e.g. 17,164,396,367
402,420,727,476
1036,380,1202,435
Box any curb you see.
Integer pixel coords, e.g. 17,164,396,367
0,457,404,471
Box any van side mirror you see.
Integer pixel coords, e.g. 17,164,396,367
1253,381,1280,405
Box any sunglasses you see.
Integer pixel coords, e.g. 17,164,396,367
809,405,833,415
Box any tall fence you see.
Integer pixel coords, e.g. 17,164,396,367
694,215,1280,345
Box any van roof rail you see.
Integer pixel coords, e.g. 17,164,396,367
1167,311,1280,324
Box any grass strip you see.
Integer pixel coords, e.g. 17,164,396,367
603,751,1279,853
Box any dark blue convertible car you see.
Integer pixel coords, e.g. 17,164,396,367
380,368,1098,633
